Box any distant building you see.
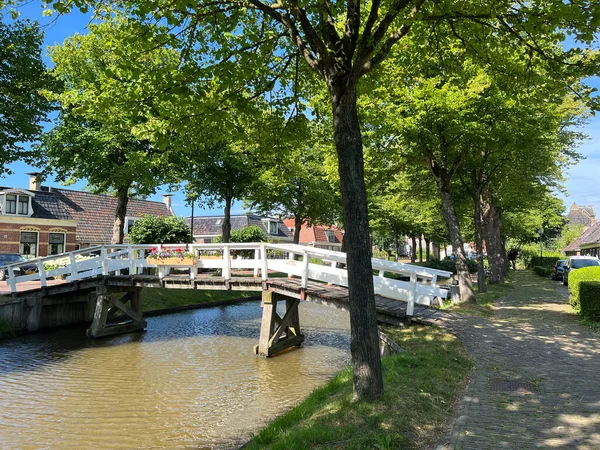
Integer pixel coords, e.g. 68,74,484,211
0,174,173,257
567,203,596,228
282,219,344,251
564,222,600,257
186,214,292,243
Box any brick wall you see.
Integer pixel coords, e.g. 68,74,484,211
0,223,77,257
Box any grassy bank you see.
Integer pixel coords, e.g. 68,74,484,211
141,288,259,313
244,326,471,450
448,279,514,318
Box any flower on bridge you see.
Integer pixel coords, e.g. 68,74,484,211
147,247,196,259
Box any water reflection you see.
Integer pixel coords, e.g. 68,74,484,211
0,301,350,449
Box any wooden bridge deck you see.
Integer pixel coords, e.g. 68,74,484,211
0,274,444,326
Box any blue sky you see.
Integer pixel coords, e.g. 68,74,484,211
4,4,600,219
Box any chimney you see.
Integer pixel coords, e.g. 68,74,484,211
162,194,173,211
26,172,41,191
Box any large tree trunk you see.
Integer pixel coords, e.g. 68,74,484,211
425,237,431,262
222,195,232,243
293,216,303,245
436,181,476,303
329,77,382,401
419,235,423,262
111,185,130,244
473,189,487,293
410,234,417,263
482,192,507,283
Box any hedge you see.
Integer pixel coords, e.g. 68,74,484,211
533,266,552,277
568,266,600,309
579,282,600,322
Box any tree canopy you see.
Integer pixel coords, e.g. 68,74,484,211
0,20,53,174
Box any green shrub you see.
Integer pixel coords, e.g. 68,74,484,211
515,244,562,269
373,249,389,260
568,266,600,309
533,266,552,277
579,282,600,322
128,215,191,244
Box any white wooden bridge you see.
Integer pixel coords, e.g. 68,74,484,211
1,243,454,356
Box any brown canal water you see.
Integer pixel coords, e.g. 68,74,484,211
0,301,350,449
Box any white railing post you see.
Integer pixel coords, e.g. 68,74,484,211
431,275,437,287
253,248,259,277
379,269,385,277
7,266,16,293
101,247,108,276
261,244,268,281
407,272,417,316
128,245,135,275
301,251,309,288
36,260,47,287
223,244,231,280
69,253,79,281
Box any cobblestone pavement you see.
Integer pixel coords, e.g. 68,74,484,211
437,271,600,450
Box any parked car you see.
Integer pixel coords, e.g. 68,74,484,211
552,260,566,281
0,254,38,281
562,256,600,286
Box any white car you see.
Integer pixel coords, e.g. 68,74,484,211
562,256,600,286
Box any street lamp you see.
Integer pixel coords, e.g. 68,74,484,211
539,228,544,266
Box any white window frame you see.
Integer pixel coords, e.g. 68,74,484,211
48,232,67,256
325,230,336,242
269,221,278,235
0,189,34,217
20,230,39,258
124,216,140,234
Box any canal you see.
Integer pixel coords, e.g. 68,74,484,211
0,300,351,449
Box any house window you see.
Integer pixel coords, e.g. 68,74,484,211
325,230,335,242
5,195,16,214
3,193,32,216
49,233,65,255
20,232,38,257
269,221,278,235
124,216,139,234
18,196,28,215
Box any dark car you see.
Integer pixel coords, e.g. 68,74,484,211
563,256,600,286
552,260,566,281
0,254,38,281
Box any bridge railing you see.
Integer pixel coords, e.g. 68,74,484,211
4,242,452,316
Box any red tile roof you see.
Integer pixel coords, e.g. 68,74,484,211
51,188,172,244
283,219,344,245
564,222,600,253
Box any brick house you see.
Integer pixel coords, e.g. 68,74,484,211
282,219,344,251
0,174,173,258
186,214,292,243
564,222,600,257
567,203,596,228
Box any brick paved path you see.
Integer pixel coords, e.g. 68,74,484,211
438,271,600,450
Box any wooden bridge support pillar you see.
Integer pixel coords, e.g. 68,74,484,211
87,284,147,338
255,290,305,357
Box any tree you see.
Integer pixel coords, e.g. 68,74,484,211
184,142,257,243
42,0,600,402
0,20,53,173
37,19,180,243
246,126,342,244
128,215,191,244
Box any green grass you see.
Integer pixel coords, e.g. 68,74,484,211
447,279,514,318
141,288,259,312
244,326,471,450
